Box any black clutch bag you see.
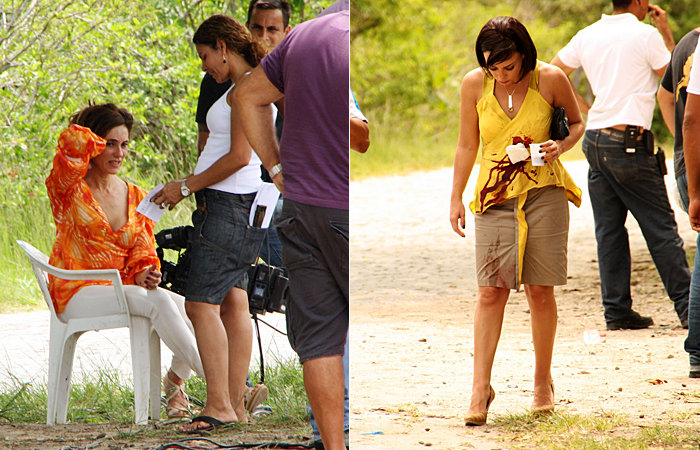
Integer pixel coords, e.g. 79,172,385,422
551,106,570,141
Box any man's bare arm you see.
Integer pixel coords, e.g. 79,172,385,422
657,85,675,137
684,93,700,231
551,55,591,115
350,118,369,153
233,67,285,189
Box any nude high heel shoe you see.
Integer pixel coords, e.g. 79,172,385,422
464,385,496,426
531,381,555,416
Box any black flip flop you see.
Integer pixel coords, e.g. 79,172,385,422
181,415,228,434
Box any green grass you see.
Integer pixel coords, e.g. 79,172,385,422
494,411,700,450
0,358,307,425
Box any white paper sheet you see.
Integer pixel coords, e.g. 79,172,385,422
136,184,166,223
249,182,281,229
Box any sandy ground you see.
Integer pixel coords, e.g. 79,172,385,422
0,311,293,385
0,310,295,449
349,159,700,449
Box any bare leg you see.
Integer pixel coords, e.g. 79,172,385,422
467,286,510,415
180,301,237,431
304,355,345,450
524,284,557,409
220,287,253,422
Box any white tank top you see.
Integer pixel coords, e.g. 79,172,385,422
194,83,262,194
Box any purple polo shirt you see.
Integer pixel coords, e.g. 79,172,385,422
261,11,349,211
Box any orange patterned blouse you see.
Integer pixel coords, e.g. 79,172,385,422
46,125,160,314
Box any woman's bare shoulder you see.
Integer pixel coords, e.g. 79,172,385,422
461,68,485,103
462,68,485,88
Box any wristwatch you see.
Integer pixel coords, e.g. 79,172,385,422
180,179,191,197
268,163,283,179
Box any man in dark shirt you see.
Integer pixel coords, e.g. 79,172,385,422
658,27,700,376
234,11,350,450
658,27,700,212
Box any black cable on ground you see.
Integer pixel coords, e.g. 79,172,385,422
155,437,315,450
253,314,265,384
255,316,287,336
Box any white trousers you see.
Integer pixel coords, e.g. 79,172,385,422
60,285,204,381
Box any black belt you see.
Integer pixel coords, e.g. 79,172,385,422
600,126,645,141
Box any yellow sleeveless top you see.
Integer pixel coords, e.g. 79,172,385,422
470,62,581,283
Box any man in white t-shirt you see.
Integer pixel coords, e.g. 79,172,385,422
683,38,700,377
552,0,690,331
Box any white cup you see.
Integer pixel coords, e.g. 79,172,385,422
530,143,545,166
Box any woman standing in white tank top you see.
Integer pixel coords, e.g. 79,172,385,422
153,15,271,432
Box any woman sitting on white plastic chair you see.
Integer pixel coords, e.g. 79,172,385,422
45,103,204,419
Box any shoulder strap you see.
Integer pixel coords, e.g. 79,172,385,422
529,61,540,91
482,69,494,98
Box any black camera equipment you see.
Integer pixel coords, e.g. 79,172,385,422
155,226,289,314
155,226,195,296
155,224,290,385
246,262,289,315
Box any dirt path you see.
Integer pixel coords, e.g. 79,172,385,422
349,160,700,449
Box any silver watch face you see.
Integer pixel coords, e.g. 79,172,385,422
181,181,190,196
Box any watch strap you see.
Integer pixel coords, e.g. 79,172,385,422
268,163,283,179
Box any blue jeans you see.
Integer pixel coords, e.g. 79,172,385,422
310,334,349,437
677,172,700,366
259,197,284,269
582,130,689,323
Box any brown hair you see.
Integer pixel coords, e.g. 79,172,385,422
69,102,133,139
475,16,537,81
193,15,268,67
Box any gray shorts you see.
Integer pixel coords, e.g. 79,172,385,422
474,186,569,289
275,199,348,363
185,189,266,305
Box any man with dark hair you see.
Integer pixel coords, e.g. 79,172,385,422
683,38,700,378
552,1,690,330
233,10,350,450
246,0,291,44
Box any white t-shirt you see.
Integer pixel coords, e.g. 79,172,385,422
688,39,700,95
350,89,367,122
194,84,264,194
558,13,670,130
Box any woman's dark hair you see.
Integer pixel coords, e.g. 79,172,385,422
193,15,268,67
475,16,537,81
69,102,133,139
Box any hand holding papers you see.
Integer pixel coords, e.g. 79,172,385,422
136,184,166,223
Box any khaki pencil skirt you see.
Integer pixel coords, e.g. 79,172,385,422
474,186,569,289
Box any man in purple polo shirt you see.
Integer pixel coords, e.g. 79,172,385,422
233,11,349,450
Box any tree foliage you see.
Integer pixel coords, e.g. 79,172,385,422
351,0,700,141
0,0,331,309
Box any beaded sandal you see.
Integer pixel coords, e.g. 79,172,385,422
164,376,198,419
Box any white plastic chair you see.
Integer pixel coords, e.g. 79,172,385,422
16,240,161,425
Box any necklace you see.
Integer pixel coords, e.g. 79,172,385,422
504,79,522,112
231,70,250,88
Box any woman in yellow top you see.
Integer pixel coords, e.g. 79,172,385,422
449,17,584,425
46,103,204,419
